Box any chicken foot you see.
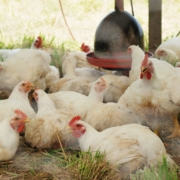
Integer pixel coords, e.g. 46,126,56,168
167,116,180,138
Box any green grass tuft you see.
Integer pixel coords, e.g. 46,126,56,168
131,157,179,180
65,150,121,180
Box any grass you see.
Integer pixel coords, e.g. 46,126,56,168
1,137,179,180
65,150,120,180
131,157,179,180
0,138,120,180
0,0,180,48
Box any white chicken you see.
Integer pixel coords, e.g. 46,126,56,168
0,49,51,96
48,76,91,95
48,77,107,119
62,50,112,77
25,89,78,149
49,53,91,94
62,50,104,82
101,74,129,103
49,73,129,103
45,65,60,89
155,37,180,64
31,36,60,89
0,36,43,61
0,81,36,121
84,101,139,132
128,45,178,85
128,45,145,85
0,109,29,161
61,51,96,76
119,54,180,138
68,116,174,174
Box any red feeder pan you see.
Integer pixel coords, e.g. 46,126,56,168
87,52,132,70
87,51,153,71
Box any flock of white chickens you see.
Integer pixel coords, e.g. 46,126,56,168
1,36,180,176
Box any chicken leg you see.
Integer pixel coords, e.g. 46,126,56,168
167,116,180,138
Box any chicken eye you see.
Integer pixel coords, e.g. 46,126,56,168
76,124,81,128
40,75,43,79
22,83,25,86
15,117,19,121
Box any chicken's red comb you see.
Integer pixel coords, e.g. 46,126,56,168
14,109,27,119
80,43,90,53
81,43,85,49
34,36,42,48
69,116,81,126
37,36,42,42
141,54,149,66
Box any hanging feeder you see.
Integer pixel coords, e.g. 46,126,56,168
87,0,145,71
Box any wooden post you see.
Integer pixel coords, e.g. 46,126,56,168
148,0,162,53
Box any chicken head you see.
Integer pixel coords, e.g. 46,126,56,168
140,54,154,80
32,89,40,102
34,36,42,49
94,77,106,93
10,109,30,133
69,116,86,138
18,81,35,93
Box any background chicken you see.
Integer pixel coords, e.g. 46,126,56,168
49,73,129,103
69,116,174,174
0,36,43,61
0,109,29,161
63,43,105,83
44,65,60,90
128,45,178,85
0,49,51,97
61,49,112,76
101,74,129,103
128,45,145,85
155,37,180,65
61,51,96,76
49,75,91,95
25,89,78,149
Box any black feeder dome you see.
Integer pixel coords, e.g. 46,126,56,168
87,0,144,71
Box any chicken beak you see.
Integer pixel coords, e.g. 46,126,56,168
24,118,30,123
141,66,147,74
29,84,35,90
65,126,73,133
